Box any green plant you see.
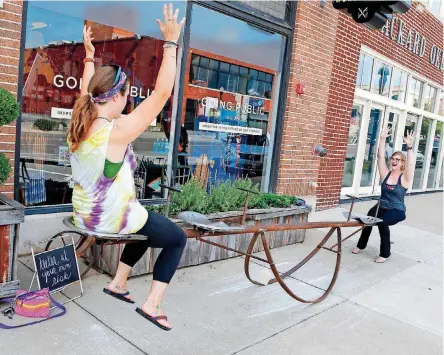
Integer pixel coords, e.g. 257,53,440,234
0,88,18,185
146,177,301,217
33,118,59,131
0,154,11,185
168,178,208,215
0,88,19,127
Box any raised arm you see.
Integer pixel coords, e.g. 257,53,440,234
377,127,391,180
402,130,416,187
112,3,185,144
80,26,95,97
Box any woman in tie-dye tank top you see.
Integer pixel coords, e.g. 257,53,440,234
68,5,186,331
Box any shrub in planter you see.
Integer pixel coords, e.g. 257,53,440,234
147,177,302,217
33,118,59,131
0,88,19,184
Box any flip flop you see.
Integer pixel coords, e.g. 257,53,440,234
103,288,135,304
135,307,172,331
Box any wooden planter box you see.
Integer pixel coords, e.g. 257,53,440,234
0,193,25,298
94,205,310,277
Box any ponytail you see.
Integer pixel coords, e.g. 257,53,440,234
68,94,98,152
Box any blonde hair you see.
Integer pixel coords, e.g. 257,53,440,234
390,151,406,172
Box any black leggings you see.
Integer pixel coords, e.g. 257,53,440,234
357,204,406,258
120,211,187,283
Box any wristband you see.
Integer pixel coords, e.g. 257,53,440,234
83,57,95,64
164,40,178,46
406,146,413,150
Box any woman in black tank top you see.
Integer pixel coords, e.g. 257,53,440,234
352,128,416,263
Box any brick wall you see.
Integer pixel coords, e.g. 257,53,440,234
0,0,23,197
316,2,444,210
276,1,339,198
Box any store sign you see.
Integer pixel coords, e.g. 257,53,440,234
51,107,73,119
381,18,444,71
199,122,263,136
53,75,151,98
201,97,265,115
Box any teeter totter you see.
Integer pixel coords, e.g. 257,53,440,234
47,185,381,304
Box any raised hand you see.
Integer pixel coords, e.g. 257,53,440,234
156,3,186,43
83,25,95,57
403,130,416,147
380,126,392,140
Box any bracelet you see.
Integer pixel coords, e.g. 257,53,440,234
406,146,413,150
83,57,95,64
164,40,178,46
163,44,178,50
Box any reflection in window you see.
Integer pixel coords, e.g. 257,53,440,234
391,68,408,102
372,61,391,97
385,112,399,165
359,54,374,91
407,78,424,108
361,108,383,187
342,104,363,188
427,121,442,188
20,2,184,206
189,54,273,99
423,85,437,112
186,5,284,191
439,91,444,116
413,118,432,189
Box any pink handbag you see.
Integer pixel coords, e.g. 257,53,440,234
0,288,66,329
14,289,51,318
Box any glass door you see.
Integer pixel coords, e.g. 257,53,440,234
359,104,385,194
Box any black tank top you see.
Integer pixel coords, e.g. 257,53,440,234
379,172,407,212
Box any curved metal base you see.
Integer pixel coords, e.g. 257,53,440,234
244,227,342,304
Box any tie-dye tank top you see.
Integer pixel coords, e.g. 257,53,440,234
69,120,148,234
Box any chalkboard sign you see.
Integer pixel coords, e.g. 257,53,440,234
33,243,80,292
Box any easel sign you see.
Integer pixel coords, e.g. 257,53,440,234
30,235,83,305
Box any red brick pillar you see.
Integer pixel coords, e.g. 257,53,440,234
316,15,361,210
277,2,339,198
0,0,23,198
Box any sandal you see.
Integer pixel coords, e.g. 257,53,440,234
135,307,172,331
103,288,135,304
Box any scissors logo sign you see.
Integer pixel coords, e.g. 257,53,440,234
357,7,368,19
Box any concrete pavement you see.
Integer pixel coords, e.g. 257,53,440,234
0,192,442,355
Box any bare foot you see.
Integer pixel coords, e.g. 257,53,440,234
375,257,388,263
141,302,172,330
107,283,134,302
352,247,361,254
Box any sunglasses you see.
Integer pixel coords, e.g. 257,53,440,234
390,157,401,162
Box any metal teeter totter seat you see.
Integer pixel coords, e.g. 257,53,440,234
177,189,382,304
44,218,148,279
47,185,381,303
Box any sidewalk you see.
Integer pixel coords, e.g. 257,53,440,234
1,193,442,355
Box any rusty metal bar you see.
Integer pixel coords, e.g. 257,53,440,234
183,220,364,239
328,226,364,251
197,236,270,264
268,227,336,282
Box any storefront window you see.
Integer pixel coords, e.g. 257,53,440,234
390,68,408,102
412,118,432,189
342,104,363,187
356,54,373,91
372,61,391,97
407,78,424,108
361,107,383,187
19,1,185,206
438,91,444,116
385,112,399,164
182,5,285,189
427,121,442,188
423,85,437,112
